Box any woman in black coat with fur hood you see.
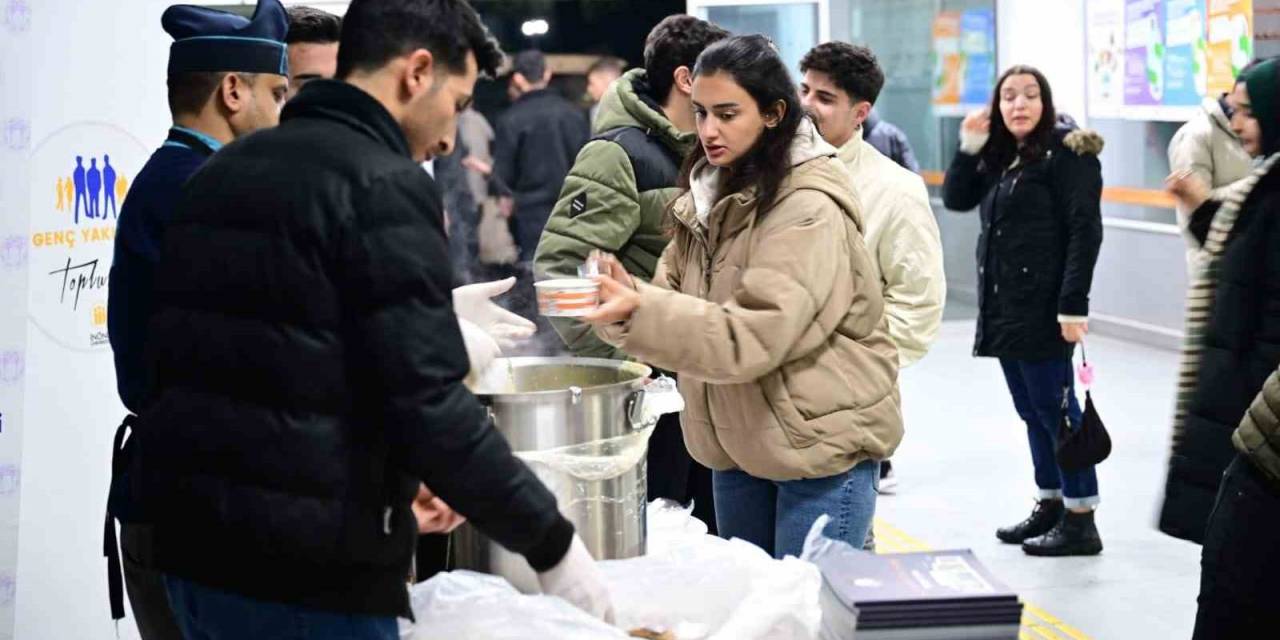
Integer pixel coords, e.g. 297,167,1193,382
943,65,1105,557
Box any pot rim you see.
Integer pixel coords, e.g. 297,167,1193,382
472,356,653,401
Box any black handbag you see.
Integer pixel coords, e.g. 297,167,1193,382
1055,344,1112,471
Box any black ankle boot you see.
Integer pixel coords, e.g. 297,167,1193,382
996,499,1064,544
1022,510,1103,557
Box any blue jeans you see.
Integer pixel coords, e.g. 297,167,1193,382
712,460,880,559
163,576,398,640
999,358,1100,508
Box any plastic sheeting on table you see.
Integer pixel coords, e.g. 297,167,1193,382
399,500,823,640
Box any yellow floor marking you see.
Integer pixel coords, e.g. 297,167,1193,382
869,518,1093,640
1023,603,1093,640
1022,617,1065,640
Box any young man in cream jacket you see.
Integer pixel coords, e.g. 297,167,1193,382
799,42,946,497
1167,65,1259,272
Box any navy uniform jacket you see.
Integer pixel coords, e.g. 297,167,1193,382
108,127,220,413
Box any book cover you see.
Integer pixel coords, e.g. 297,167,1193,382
814,548,1020,609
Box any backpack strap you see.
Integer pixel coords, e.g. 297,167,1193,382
591,126,682,193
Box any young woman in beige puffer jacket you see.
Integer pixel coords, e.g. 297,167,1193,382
583,35,903,559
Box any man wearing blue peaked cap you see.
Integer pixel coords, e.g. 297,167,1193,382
164,0,289,76
104,2,289,639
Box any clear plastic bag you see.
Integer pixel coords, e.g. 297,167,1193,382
800,515,861,640
600,534,822,640
402,501,823,640
398,571,629,640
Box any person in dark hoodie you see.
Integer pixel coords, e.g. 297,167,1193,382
1161,59,1280,638
863,108,919,173
130,1,613,636
943,65,1105,557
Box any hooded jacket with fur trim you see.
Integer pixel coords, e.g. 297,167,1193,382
597,118,903,481
942,121,1105,361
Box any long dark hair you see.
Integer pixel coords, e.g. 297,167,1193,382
676,34,804,216
981,65,1057,171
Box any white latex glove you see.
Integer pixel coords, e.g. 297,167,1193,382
536,535,617,624
457,315,501,381
453,278,536,351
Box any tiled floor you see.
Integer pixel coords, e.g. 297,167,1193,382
872,303,1202,640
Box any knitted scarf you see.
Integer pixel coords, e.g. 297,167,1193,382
1170,153,1280,443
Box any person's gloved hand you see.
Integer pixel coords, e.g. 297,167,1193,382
536,535,617,624
453,278,536,351
458,316,501,381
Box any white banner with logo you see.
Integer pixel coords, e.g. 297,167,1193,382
0,1,182,638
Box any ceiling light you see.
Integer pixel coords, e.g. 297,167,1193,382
521,19,549,37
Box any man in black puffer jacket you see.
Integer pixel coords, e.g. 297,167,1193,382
131,1,612,636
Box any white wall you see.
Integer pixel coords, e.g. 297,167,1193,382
0,1,35,635
997,0,1089,125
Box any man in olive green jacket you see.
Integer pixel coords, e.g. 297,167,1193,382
533,15,728,530
534,16,728,358
534,67,689,358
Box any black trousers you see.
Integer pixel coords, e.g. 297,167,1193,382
647,411,716,534
415,533,451,583
121,524,185,640
1192,454,1280,639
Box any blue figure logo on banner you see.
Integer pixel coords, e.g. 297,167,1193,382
87,157,102,219
65,155,126,223
103,155,118,218
72,156,87,223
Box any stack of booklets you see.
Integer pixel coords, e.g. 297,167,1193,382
811,548,1022,640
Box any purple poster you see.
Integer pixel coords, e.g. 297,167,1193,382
1124,0,1164,106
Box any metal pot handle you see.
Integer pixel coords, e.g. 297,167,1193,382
627,376,683,430
626,389,649,431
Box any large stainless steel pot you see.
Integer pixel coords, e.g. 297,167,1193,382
452,357,662,591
